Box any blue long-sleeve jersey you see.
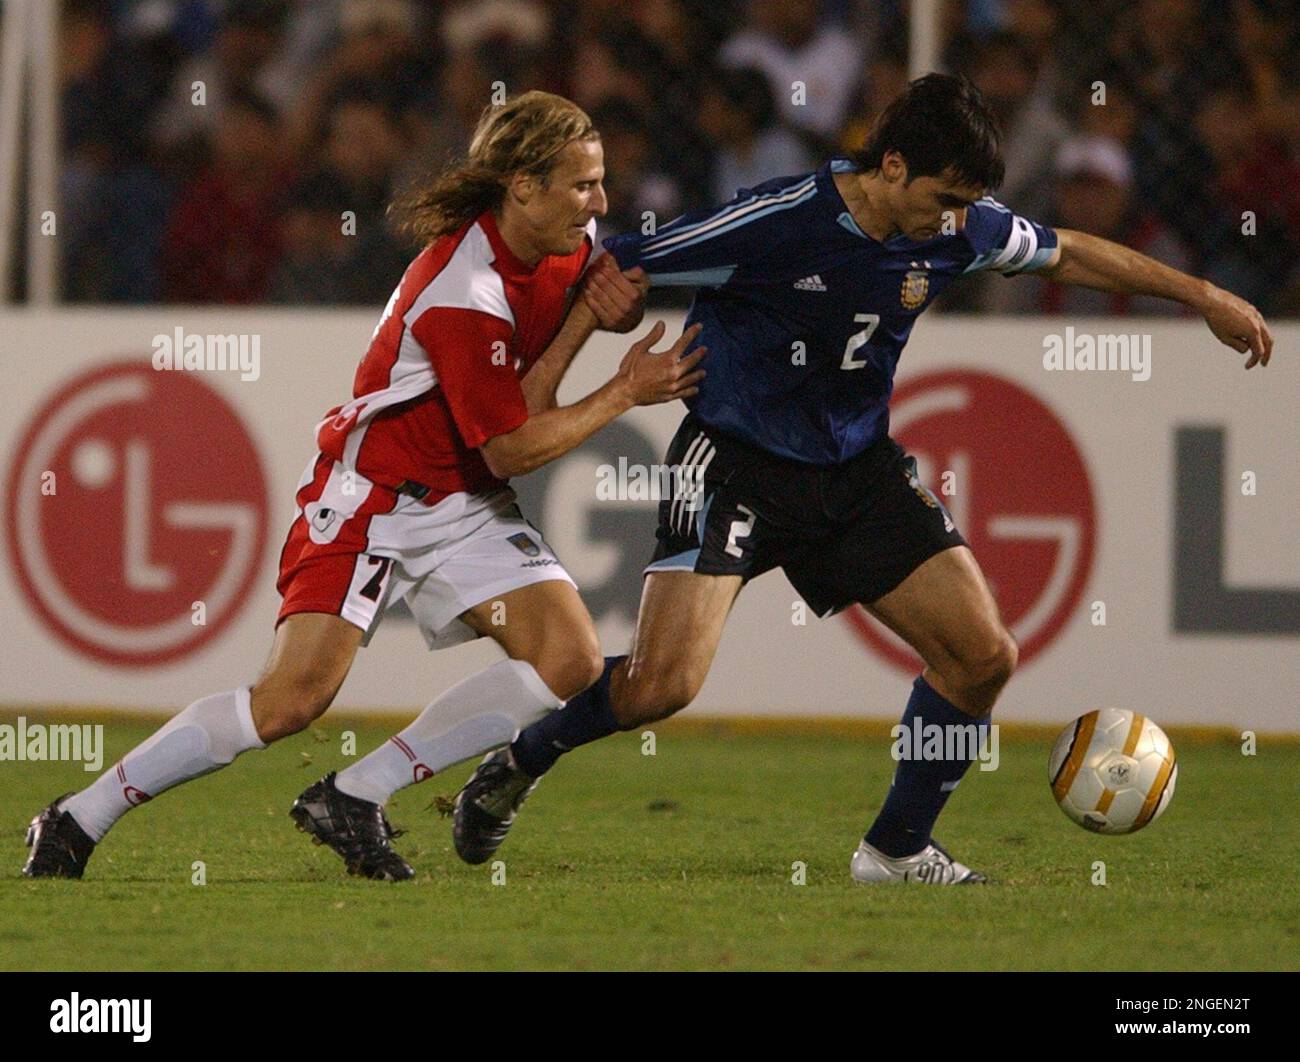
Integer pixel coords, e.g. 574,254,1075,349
604,158,1058,464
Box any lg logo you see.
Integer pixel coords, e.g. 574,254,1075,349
6,361,268,667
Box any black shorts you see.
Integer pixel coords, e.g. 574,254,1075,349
647,412,967,616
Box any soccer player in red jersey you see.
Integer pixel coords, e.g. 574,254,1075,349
24,92,704,881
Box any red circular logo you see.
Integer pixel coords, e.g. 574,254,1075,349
6,361,269,667
844,369,1096,670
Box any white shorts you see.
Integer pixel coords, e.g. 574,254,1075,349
277,482,574,651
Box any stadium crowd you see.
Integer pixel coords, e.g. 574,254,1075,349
53,0,1300,313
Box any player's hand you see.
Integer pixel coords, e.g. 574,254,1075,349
1197,283,1273,368
616,321,707,406
583,254,648,333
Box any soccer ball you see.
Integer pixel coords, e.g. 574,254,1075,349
1049,708,1177,834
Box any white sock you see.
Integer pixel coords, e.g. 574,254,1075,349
334,659,562,806
64,688,265,842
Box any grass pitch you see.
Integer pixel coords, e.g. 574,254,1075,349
3,715,1297,971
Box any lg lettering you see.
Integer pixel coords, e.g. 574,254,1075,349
1173,427,1299,633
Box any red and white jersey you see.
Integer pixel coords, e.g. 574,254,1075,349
312,209,595,503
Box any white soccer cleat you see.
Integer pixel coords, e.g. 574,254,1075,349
850,839,987,885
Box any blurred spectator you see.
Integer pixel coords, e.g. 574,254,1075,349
151,0,290,153
698,67,814,202
442,0,551,57
587,99,682,247
280,0,435,162
720,0,860,147
962,31,1067,221
271,171,356,303
1002,0,1063,85
325,94,407,220
1010,136,1193,316
161,91,288,302
566,33,653,115
1193,87,1300,314
61,0,174,301
839,52,909,156
563,17,711,200
271,90,413,304
269,166,407,304
1075,73,1141,146
39,0,1299,315
1103,0,1233,246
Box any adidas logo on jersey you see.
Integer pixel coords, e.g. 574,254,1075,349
793,274,827,292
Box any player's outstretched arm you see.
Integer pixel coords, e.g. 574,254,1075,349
483,322,706,478
1039,228,1273,368
521,257,648,414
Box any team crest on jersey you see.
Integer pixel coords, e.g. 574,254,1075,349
901,266,930,310
507,532,541,557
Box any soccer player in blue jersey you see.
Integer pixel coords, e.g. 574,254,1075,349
455,74,1273,883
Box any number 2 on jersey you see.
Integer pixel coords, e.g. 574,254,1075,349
841,313,880,370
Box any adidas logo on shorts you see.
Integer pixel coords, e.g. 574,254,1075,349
793,274,827,292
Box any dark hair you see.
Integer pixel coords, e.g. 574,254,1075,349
854,73,1005,190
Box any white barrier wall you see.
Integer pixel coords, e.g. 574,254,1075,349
1,309,1297,728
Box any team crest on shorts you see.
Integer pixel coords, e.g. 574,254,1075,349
901,266,930,310
507,532,541,557
310,506,336,533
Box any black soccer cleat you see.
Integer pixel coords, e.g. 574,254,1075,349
452,748,538,865
23,794,96,879
290,773,415,881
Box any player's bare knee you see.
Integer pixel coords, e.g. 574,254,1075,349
544,654,603,702
531,639,603,702
616,669,700,726
985,630,1018,687
250,671,336,740
953,629,1017,704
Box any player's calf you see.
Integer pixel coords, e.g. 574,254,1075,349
245,663,349,748
249,667,344,743
249,612,361,742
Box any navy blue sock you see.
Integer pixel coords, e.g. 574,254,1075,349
510,656,624,778
865,675,990,858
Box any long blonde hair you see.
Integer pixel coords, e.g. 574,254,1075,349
391,91,598,244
